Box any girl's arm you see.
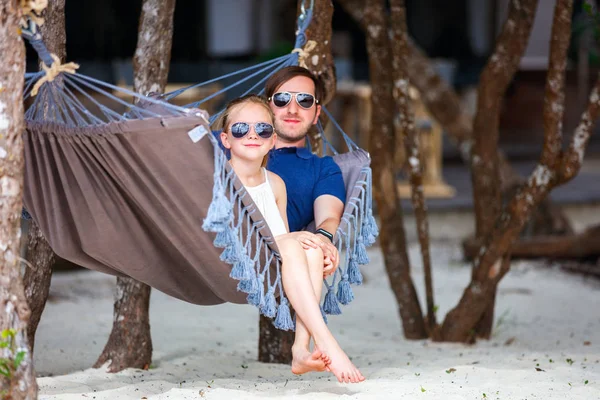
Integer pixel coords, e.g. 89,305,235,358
268,171,290,232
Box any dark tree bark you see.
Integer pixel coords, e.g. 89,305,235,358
22,0,65,353
463,224,600,260
337,0,574,241
258,0,336,365
94,0,175,373
363,0,427,339
0,1,39,398
389,0,436,332
297,0,336,154
23,220,54,352
438,0,594,342
468,0,539,339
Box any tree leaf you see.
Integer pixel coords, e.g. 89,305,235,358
13,351,26,369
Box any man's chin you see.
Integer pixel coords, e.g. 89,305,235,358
276,132,307,144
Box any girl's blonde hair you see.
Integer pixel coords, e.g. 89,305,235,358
214,94,275,167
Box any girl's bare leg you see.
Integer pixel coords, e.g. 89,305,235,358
277,237,364,383
288,245,329,374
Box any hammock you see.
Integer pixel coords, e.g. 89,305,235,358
19,3,379,329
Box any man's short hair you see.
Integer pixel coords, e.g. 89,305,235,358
265,66,324,103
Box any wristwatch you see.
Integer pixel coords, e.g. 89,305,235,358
315,228,334,243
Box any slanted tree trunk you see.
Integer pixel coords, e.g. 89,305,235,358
22,0,65,352
389,0,436,332
468,0,539,339
94,0,175,373
258,0,336,365
438,0,595,342
0,1,39,398
364,0,427,339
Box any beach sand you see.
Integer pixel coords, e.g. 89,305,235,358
34,210,600,399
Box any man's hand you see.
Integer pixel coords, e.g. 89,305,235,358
288,231,322,250
315,236,339,278
313,195,344,277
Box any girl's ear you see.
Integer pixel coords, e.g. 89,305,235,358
270,133,277,150
220,131,232,149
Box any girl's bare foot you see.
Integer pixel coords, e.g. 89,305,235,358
315,342,365,383
291,346,329,375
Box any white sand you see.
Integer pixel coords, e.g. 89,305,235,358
34,210,600,400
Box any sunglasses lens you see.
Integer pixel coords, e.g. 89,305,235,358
231,122,249,138
273,92,291,108
296,93,315,109
255,123,274,138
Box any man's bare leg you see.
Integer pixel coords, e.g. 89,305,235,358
277,237,364,383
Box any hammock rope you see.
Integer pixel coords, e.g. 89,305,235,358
19,0,378,328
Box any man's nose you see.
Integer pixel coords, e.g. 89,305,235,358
287,97,299,113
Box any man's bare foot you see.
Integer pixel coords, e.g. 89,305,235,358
291,347,329,375
316,342,365,383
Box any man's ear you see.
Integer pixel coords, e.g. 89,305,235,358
220,131,232,149
312,104,322,125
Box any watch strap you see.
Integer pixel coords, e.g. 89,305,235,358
315,228,334,243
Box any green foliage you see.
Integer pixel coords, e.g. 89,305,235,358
0,329,27,381
572,1,600,66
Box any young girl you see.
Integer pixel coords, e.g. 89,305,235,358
216,94,365,384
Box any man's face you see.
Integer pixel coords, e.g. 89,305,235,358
269,76,321,145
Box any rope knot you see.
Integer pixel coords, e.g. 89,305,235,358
292,40,317,69
20,0,48,27
31,53,79,96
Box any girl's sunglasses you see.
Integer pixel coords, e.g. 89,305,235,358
230,122,274,139
269,92,319,109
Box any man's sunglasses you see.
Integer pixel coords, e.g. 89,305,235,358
269,92,319,109
229,122,275,139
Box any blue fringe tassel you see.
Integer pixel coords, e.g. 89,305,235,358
220,239,243,264
273,298,295,331
202,191,232,233
260,288,277,318
347,257,363,285
355,236,370,265
229,254,255,281
336,278,354,305
247,275,265,307
322,287,342,315
237,278,258,294
214,229,235,248
362,210,379,246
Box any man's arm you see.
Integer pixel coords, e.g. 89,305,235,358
314,194,344,273
314,194,344,239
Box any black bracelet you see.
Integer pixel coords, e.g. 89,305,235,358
315,228,334,243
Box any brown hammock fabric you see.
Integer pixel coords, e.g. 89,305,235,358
23,113,277,306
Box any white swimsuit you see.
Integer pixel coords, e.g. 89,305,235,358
245,168,288,237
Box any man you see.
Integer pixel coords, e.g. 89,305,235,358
265,66,344,273
264,67,365,383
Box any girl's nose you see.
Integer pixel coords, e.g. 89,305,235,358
247,126,259,139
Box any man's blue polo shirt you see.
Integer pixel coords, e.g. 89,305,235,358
267,147,346,232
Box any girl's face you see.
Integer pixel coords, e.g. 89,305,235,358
220,103,276,163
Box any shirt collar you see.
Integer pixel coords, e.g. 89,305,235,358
274,146,312,159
